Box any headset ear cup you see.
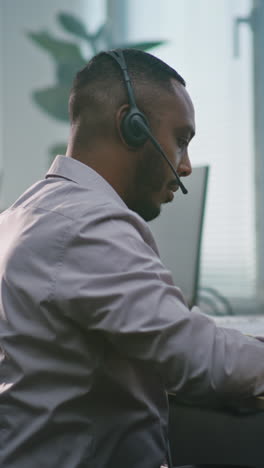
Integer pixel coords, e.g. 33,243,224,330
121,110,149,147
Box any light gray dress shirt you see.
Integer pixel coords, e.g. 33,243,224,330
1,155,264,468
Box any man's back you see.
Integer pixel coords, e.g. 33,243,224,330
0,156,168,468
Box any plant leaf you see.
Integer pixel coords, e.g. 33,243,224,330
57,12,90,40
27,31,84,63
32,86,70,122
56,59,87,85
117,40,167,51
93,23,107,41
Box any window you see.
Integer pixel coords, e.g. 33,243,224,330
126,0,257,310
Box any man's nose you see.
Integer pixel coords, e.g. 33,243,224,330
178,153,192,177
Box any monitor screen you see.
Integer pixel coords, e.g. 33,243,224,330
149,166,209,306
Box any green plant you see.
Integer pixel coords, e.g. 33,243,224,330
27,12,166,161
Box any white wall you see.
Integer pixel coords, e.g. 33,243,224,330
0,0,105,209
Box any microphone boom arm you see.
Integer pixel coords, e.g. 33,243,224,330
133,117,188,195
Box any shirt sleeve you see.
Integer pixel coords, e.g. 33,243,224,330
54,203,264,405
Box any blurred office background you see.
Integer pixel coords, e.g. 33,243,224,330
0,0,263,315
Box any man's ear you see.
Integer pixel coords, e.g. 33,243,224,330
115,104,136,150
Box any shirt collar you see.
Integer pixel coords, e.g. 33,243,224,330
45,155,127,209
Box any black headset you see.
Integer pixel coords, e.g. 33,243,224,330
105,49,188,195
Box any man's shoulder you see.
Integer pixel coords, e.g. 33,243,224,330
4,177,127,222
1,176,156,250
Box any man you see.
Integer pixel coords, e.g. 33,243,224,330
0,48,263,468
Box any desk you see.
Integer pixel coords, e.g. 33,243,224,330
167,315,264,466
169,396,264,466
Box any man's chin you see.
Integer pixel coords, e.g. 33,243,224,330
132,202,161,222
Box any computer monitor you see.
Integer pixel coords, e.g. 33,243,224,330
149,166,209,307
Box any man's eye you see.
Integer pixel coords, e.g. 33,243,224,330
177,138,189,149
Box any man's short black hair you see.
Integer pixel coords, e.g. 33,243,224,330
69,48,186,125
